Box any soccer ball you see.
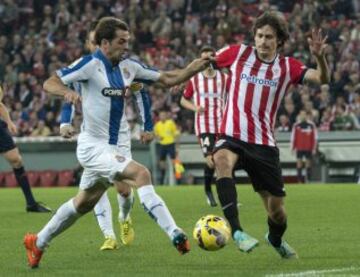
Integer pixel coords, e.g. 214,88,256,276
193,214,231,251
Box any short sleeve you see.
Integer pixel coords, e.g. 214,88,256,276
56,55,94,85
215,44,241,69
288,57,307,85
182,81,194,99
131,59,161,85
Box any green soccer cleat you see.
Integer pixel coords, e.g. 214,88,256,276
172,229,190,255
233,230,259,252
119,218,135,245
265,233,298,259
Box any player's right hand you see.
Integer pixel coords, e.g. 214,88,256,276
60,125,75,138
64,91,81,104
196,106,205,114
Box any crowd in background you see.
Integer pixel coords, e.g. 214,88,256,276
0,0,359,137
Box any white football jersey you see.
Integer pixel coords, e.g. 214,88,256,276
57,48,160,145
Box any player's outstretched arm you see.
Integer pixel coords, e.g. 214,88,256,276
156,57,210,87
43,75,81,104
304,29,330,85
0,86,17,135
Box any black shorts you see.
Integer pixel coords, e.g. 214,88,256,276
296,150,312,160
159,143,176,160
198,133,217,157
213,135,285,197
0,119,16,153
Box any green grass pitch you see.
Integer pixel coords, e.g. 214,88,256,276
1,184,359,276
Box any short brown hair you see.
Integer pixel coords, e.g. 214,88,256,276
94,17,129,45
200,45,216,55
252,12,289,48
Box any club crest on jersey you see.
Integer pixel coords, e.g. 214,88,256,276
122,68,131,79
101,87,125,97
115,155,126,163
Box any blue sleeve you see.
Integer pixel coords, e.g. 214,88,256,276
134,89,153,132
60,102,75,124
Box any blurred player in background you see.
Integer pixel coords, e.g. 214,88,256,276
154,109,180,184
211,12,329,258
0,86,51,213
180,45,228,207
59,20,153,251
24,16,211,268
291,110,318,183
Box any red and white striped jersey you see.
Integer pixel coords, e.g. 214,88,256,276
183,70,228,136
291,120,318,152
215,44,307,146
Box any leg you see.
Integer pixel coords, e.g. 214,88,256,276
213,149,241,233
3,148,50,212
93,190,119,250
261,193,297,258
24,179,108,268
115,180,135,245
305,157,312,182
204,155,217,206
296,158,304,183
118,160,190,254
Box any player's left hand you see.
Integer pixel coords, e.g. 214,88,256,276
64,90,81,104
140,131,154,144
7,121,17,135
307,29,328,58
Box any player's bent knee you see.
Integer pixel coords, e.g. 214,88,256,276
214,153,231,171
134,167,151,187
269,208,287,224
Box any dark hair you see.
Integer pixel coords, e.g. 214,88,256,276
252,12,289,48
94,17,129,45
89,20,99,33
200,45,216,54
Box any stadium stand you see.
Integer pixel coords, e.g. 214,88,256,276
0,0,359,137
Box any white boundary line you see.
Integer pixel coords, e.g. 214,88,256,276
265,266,360,277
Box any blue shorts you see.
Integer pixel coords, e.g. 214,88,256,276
0,119,16,153
159,143,176,161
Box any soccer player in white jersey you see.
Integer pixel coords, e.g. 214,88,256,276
24,17,211,268
180,45,228,207
210,12,330,258
59,21,153,250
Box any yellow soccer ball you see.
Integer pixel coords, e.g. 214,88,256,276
193,215,231,251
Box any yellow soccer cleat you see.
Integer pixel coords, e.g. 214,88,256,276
100,237,119,251
119,218,135,245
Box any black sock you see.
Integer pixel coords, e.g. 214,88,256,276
215,177,242,235
160,169,165,184
306,167,311,181
297,167,302,182
267,217,287,247
13,166,36,206
204,165,214,194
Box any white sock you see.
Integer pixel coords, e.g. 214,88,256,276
117,189,134,222
37,198,81,250
94,192,116,239
137,185,178,239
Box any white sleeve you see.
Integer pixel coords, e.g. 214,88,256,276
130,59,161,84
56,55,94,85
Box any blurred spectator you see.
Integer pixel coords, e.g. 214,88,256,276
0,0,358,137
31,120,51,137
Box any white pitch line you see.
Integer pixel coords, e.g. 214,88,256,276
265,266,360,277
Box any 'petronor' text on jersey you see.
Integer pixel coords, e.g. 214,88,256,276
240,73,278,87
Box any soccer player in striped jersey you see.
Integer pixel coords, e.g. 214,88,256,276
59,21,153,250
0,85,51,213
180,45,227,207
24,17,210,268
211,12,330,258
